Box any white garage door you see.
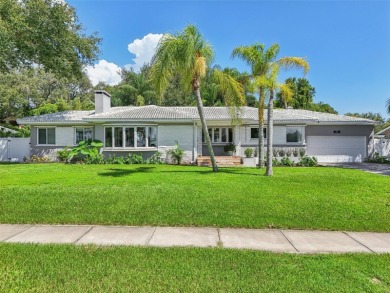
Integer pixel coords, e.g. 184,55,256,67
306,136,366,163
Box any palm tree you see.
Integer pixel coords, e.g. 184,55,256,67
232,43,309,175
150,25,245,172
386,98,390,114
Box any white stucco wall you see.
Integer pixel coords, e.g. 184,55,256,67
55,127,74,146
158,124,196,163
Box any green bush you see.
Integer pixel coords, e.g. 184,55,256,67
299,147,306,157
298,156,318,167
57,147,71,162
244,148,254,158
367,153,390,164
169,141,185,165
280,157,294,166
145,152,164,164
224,143,236,153
67,140,104,163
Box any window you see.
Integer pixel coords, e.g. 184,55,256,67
203,128,233,143
75,128,93,144
114,127,123,147
125,128,134,147
38,128,55,145
105,126,157,148
250,128,266,139
105,128,112,147
148,127,157,147
286,127,303,143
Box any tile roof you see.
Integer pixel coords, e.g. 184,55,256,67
17,111,95,124
17,106,375,124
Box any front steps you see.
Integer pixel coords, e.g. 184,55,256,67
197,156,242,167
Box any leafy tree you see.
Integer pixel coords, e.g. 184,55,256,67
0,0,100,79
345,112,385,123
150,25,245,172
232,43,309,173
386,98,390,115
111,66,157,106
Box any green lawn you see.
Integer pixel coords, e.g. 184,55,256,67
0,164,389,231
0,244,389,292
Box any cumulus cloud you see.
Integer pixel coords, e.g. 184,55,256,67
85,60,122,86
125,33,163,72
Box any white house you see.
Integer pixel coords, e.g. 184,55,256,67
17,90,375,163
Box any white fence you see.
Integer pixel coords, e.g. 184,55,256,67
368,138,390,158
0,138,30,162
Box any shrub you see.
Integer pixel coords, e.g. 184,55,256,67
280,156,294,166
106,155,125,164
253,147,258,157
298,156,318,167
169,141,185,165
273,148,279,157
293,148,299,157
145,152,164,164
272,157,280,166
27,155,51,163
244,148,254,158
224,143,236,153
286,149,292,157
57,147,71,162
279,149,286,157
128,154,144,164
367,153,390,164
67,140,103,163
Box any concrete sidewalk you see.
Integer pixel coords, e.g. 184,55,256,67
1,224,390,254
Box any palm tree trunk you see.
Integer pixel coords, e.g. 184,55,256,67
258,87,265,168
195,87,218,172
266,88,274,176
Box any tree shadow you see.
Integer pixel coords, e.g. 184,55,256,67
98,166,156,177
160,167,261,177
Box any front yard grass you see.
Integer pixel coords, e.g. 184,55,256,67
0,244,389,292
0,164,389,231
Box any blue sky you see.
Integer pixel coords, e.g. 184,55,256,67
69,0,390,118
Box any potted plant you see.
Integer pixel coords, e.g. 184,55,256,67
242,148,256,167
224,142,236,156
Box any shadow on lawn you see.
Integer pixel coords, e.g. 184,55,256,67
159,167,261,177
98,166,156,177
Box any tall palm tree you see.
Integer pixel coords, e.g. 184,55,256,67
232,43,309,175
386,98,390,114
150,25,245,172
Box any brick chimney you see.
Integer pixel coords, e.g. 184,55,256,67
94,90,111,114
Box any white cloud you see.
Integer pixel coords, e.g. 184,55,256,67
125,33,163,72
85,60,122,86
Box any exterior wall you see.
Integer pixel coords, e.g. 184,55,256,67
30,125,94,160
305,125,374,142
158,124,196,163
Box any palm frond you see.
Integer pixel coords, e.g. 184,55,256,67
387,98,390,114
278,83,293,106
276,57,310,74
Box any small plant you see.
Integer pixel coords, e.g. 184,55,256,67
367,153,390,164
279,149,286,157
286,148,292,157
107,155,125,164
299,147,306,157
244,148,254,158
168,141,185,165
67,140,103,163
293,148,299,157
280,156,294,166
273,148,279,157
253,147,258,157
27,155,51,163
224,142,236,153
272,157,280,166
129,154,144,164
57,147,71,162
145,152,164,164
298,156,318,167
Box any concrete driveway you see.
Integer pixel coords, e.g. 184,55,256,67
323,163,390,176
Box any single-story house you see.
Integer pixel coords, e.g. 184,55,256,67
17,91,376,163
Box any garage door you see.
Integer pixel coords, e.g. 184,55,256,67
306,136,366,163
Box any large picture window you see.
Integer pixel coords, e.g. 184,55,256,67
203,127,233,143
75,128,93,144
38,128,55,145
286,127,304,143
105,126,157,148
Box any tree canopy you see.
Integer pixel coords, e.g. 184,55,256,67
0,0,100,79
